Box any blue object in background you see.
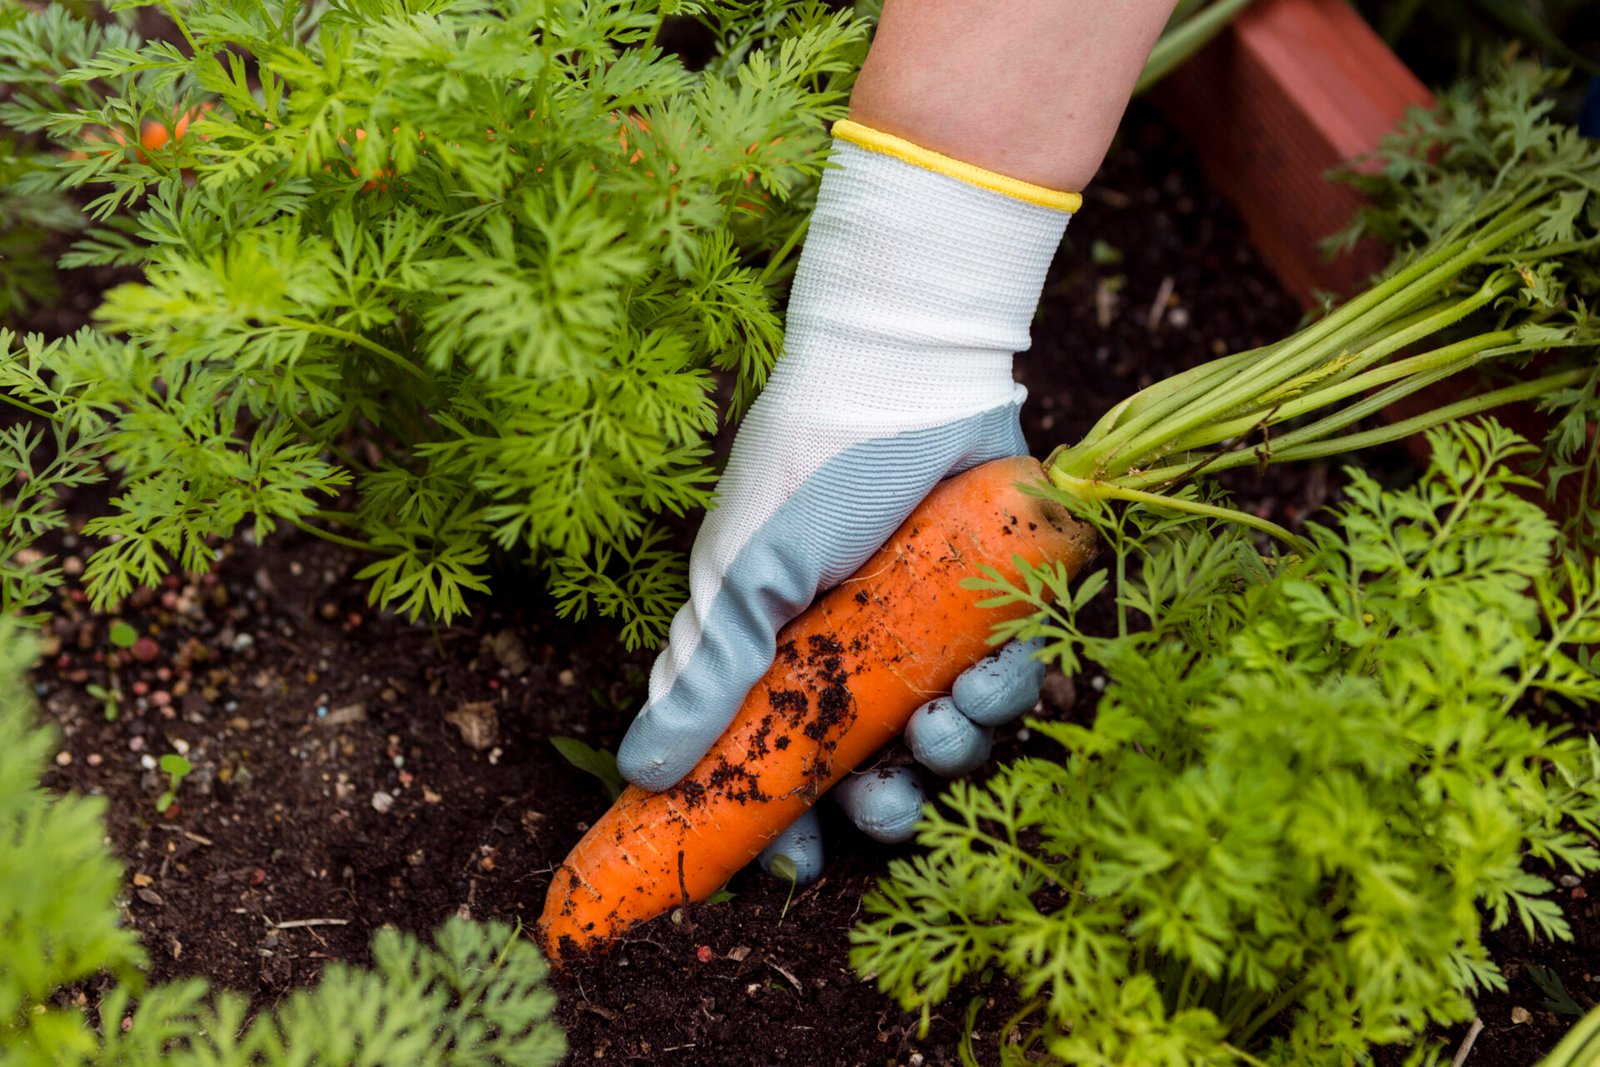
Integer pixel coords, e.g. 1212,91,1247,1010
1582,75,1600,139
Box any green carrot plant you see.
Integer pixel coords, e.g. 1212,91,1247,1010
847,60,1600,1066
0,615,567,1064
1043,66,1598,545
154,752,191,813
1331,60,1600,553
852,422,1600,1065
1542,1003,1600,1067
0,0,869,640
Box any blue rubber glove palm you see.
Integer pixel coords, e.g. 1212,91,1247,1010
615,123,1074,885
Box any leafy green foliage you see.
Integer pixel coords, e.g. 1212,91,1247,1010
1542,1003,1600,1067
1330,61,1600,552
0,0,869,635
0,136,78,319
0,419,106,624
0,614,566,1065
853,422,1600,1066
1355,0,1597,83
1527,964,1586,1017
0,1,116,320
550,735,624,800
0,619,147,1054
154,752,191,812
1048,63,1598,557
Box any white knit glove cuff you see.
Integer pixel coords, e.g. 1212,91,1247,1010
772,132,1073,422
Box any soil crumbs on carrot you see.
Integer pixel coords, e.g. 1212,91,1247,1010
28,103,1590,1065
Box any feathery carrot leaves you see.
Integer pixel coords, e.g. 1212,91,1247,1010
0,0,869,633
856,422,1600,1065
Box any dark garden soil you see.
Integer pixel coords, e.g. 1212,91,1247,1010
27,103,1596,1066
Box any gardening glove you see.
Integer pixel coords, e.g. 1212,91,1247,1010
616,119,1077,881
757,636,1048,883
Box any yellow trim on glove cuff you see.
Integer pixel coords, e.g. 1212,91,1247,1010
833,119,1082,213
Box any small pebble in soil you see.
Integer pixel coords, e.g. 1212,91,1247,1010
55,750,72,766
1511,1006,1531,1025
130,636,160,663
371,791,395,814
1040,670,1076,713
909,1055,925,1067
87,753,102,766
1561,874,1582,888
322,703,367,725
696,945,713,964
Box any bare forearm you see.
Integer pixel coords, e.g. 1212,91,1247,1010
849,0,1180,191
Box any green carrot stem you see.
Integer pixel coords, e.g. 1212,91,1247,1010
1135,0,1256,96
263,315,426,381
1244,369,1589,464
1050,472,1310,552
1070,205,1542,479
756,216,811,286
1120,365,1585,489
285,513,379,552
1073,343,1273,446
1123,211,1536,461
1157,326,1521,459
1236,980,1309,1046
0,392,55,421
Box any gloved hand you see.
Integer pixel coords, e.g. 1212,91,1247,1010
756,636,1048,883
615,119,1077,883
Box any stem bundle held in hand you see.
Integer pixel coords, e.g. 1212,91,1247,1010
541,65,1600,957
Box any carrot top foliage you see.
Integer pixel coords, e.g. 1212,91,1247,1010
854,422,1600,1065
0,0,869,641
855,63,1600,1066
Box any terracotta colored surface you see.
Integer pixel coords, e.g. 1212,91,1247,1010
1155,0,1433,306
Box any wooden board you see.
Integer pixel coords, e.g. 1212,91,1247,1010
1155,0,1433,305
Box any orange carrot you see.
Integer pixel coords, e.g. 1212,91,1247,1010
539,456,1096,959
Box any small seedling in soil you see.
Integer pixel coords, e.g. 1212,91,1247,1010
84,682,119,721
768,854,799,922
551,737,624,801
1529,964,1588,1017
155,753,192,813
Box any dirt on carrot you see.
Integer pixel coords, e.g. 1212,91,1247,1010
538,456,1099,958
